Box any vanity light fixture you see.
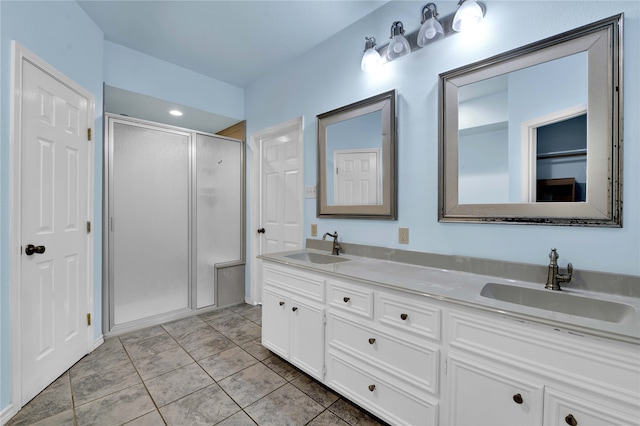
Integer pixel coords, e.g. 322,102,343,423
169,109,183,116
417,3,444,46
452,0,484,32
387,21,411,61
360,2,486,71
361,36,382,72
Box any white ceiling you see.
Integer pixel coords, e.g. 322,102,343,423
78,0,390,88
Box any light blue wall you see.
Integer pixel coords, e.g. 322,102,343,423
0,0,104,411
244,0,640,302
103,41,244,121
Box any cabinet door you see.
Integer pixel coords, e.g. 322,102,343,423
544,387,640,426
446,355,543,426
262,287,290,358
290,297,325,380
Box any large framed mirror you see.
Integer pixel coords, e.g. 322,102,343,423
439,15,622,226
318,90,396,219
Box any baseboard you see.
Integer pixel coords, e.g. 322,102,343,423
1,403,16,426
92,335,104,351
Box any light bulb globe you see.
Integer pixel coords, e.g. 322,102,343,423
361,48,382,73
453,0,484,32
387,35,411,60
417,17,444,46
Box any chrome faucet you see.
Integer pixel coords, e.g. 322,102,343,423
545,248,573,291
322,231,343,256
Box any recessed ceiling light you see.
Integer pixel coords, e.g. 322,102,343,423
169,109,183,116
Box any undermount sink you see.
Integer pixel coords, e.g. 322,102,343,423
284,252,350,265
480,282,637,324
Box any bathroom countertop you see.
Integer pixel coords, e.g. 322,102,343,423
259,249,640,344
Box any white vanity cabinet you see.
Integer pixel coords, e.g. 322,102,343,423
260,256,639,426
261,263,326,381
443,308,640,426
325,278,440,426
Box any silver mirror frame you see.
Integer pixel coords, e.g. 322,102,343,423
438,15,623,227
317,90,397,219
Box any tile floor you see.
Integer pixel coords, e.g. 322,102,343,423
7,304,388,426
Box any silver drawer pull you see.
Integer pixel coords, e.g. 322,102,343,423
368,384,376,392
368,338,376,345
279,301,285,306
343,297,350,303
400,313,408,321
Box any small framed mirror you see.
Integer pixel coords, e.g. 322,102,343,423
439,15,622,226
317,90,396,219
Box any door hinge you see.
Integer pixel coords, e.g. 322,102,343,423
86,313,91,326
86,221,91,233
444,358,448,375
87,128,92,141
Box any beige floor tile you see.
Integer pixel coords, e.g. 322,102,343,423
75,383,155,426
159,384,240,426
244,383,325,426
198,346,258,381
145,363,213,407
218,363,286,408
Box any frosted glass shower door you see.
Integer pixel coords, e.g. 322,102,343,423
195,134,242,308
111,122,190,325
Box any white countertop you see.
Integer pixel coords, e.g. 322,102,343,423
259,249,640,344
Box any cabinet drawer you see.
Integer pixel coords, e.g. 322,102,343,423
263,263,325,302
543,387,640,426
446,353,544,426
327,279,373,319
447,310,640,396
377,292,441,341
327,353,437,426
328,313,438,395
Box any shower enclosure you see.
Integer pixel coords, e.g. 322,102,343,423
104,115,244,332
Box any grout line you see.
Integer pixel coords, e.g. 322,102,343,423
119,335,168,425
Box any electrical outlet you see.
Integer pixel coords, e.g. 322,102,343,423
311,224,317,237
399,227,409,244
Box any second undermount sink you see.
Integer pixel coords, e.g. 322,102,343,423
284,252,350,265
480,282,637,324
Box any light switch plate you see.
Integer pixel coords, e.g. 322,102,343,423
399,227,409,244
311,224,317,237
305,186,317,198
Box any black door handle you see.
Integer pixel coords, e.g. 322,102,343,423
25,244,46,256
257,228,266,234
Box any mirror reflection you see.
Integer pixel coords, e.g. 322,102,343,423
317,90,396,219
325,110,383,206
457,52,587,204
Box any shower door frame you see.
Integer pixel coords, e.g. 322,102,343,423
103,114,245,334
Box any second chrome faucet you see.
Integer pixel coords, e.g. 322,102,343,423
545,248,573,291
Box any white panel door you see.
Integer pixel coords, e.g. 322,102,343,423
251,117,303,305
20,59,91,404
260,126,302,254
334,149,379,205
